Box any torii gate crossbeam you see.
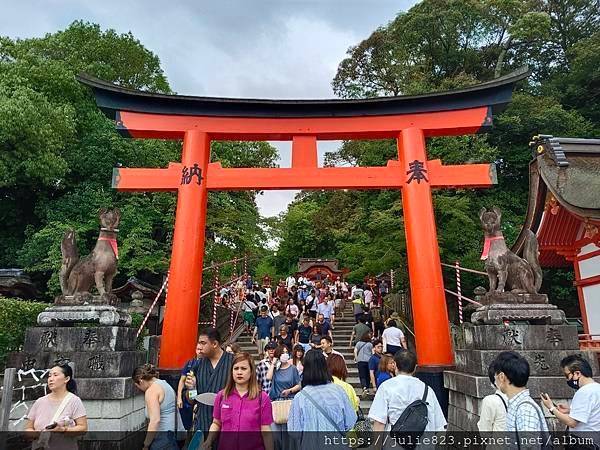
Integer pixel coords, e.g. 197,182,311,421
78,68,528,382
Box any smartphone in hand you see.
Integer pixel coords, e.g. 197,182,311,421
45,422,58,430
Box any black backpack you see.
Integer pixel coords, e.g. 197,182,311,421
390,385,429,448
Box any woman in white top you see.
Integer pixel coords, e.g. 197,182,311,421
381,320,406,355
477,365,507,432
25,364,87,450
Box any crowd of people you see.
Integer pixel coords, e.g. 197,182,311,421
21,343,600,450
173,275,600,450
231,275,395,358
178,326,424,450
161,329,600,450
19,274,600,450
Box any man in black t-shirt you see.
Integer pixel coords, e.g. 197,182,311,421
295,316,313,352
314,313,331,337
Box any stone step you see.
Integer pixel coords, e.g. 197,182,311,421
332,330,355,335
360,399,373,411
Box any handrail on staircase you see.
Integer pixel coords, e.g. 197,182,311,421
441,260,486,324
137,254,257,339
395,316,415,338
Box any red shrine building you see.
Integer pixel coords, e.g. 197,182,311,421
296,258,347,281
514,136,600,346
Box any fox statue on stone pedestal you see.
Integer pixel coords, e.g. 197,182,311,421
59,209,121,304
479,207,543,294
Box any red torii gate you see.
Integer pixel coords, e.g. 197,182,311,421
79,69,527,379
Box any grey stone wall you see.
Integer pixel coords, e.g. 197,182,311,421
445,321,599,432
8,316,149,445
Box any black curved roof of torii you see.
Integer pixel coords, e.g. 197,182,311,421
77,68,529,120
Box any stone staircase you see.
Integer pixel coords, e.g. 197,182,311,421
331,304,374,411
235,302,373,411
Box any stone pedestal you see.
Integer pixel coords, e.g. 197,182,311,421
471,303,566,325
38,304,132,327
445,306,599,432
8,305,147,448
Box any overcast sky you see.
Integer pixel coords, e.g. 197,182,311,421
2,0,417,217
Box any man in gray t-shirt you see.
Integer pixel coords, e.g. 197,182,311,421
272,308,287,339
349,316,371,347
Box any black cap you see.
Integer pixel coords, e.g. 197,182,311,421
265,341,277,350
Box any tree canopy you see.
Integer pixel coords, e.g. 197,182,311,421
0,21,277,296
273,0,599,318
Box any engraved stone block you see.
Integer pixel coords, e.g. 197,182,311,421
444,371,600,400
23,327,138,353
455,324,579,350
454,349,599,376
14,351,145,378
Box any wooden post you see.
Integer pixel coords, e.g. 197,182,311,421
0,367,16,446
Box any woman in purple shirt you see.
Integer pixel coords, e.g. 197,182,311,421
205,352,274,450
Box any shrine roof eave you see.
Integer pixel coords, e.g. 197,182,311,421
512,136,600,265
76,68,529,120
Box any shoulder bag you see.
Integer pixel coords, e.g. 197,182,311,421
351,407,373,448
514,400,553,450
32,393,74,450
272,398,293,424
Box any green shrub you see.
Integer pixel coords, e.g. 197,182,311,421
130,312,149,350
0,297,48,365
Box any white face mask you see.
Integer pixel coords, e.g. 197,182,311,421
280,354,290,363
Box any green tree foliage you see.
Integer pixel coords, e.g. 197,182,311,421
276,0,598,314
0,297,48,365
0,22,277,296
545,31,600,124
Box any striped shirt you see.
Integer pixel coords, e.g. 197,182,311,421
256,358,273,393
191,351,234,433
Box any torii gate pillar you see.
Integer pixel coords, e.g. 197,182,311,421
160,131,210,369
400,128,453,367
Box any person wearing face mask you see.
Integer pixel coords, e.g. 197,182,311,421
491,351,549,437
477,363,508,432
266,345,301,450
266,346,301,401
541,354,600,441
